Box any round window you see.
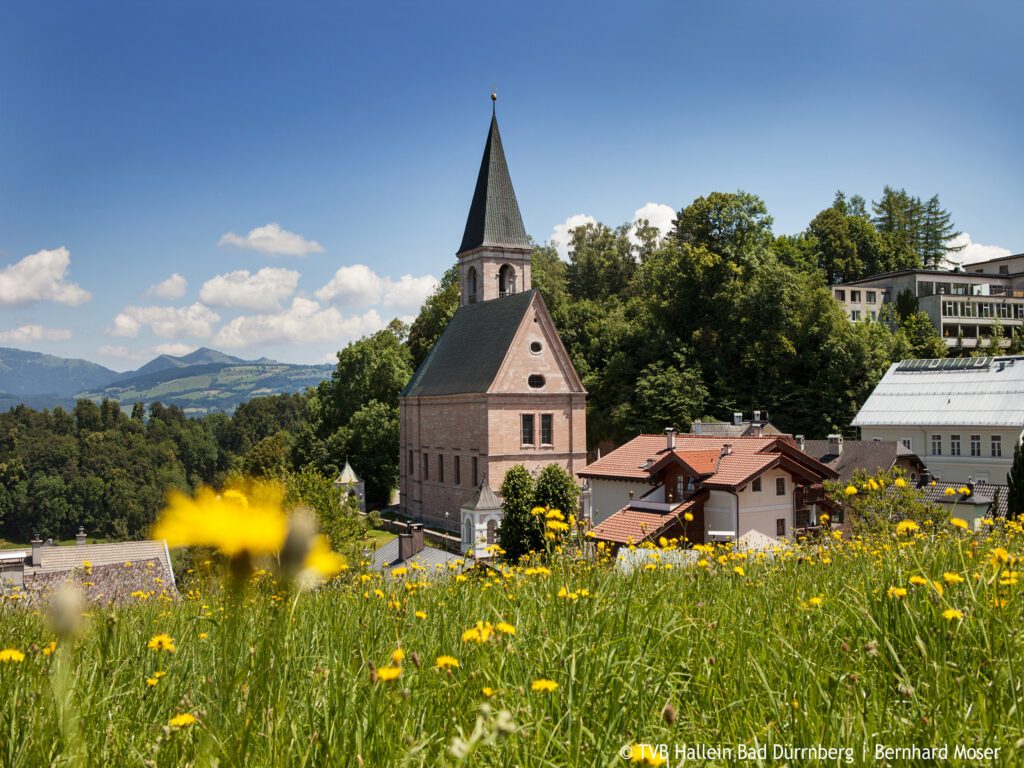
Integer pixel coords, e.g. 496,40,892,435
530,341,543,354
528,374,545,389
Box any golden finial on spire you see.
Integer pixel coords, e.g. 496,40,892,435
491,87,497,115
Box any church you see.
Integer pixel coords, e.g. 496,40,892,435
399,101,588,535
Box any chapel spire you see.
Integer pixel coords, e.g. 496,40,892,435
458,98,532,305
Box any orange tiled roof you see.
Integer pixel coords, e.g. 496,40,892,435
579,434,781,483
589,496,703,545
650,448,722,476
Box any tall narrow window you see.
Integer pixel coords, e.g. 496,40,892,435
454,456,461,485
776,518,786,537
970,435,981,457
472,456,479,486
408,450,414,475
422,454,429,480
540,414,553,445
486,519,497,546
950,434,961,456
775,477,786,496
467,266,478,304
438,454,444,482
521,414,535,446
992,436,1002,457
752,477,762,493
931,435,942,455
499,264,516,297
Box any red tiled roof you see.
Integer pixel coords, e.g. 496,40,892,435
589,495,704,545
703,453,779,488
580,434,780,481
649,448,722,476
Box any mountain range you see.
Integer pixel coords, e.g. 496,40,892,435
0,346,332,415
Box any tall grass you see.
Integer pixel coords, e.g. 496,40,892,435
2,521,1023,766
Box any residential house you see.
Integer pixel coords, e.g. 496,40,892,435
580,430,838,550
370,524,465,575
399,102,587,531
800,434,926,484
852,356,1024,483
830,252,1024,349
0,531,176,605
691,412,783,438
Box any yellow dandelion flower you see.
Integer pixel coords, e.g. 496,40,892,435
627,744,667,766
434,655,460,670
495,622,516,636
733,566,745,577
531,678,558,693
530,506,546,517
415,610,427,620
147,633,176,654
151,481,288,557
950,517,969,530
909,575,928,586
0,648,25,663
42,641,57,657
887,587,907,599
958,486,971,496
807,595,824,607
942,608,964,621
482,686,495,698
146,677,159,687
896,520,919,536
390,648,405,664
391,566,408,578
944,487,957,497
844,485,858,496
304,535,347,579
198,632,209,640
893,478,907,488
376,665,402,682
168,713,197,728
546,520,569,532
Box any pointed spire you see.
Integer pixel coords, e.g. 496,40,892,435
458,103,530,255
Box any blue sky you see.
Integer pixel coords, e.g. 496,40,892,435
1,1,1021,369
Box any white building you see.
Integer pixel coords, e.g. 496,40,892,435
830,252,1024,349
852,356,1024,484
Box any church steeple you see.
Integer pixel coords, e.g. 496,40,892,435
457,99,532,305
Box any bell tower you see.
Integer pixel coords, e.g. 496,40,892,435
457,94,532,306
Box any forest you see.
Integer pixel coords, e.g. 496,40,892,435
0,186,991,543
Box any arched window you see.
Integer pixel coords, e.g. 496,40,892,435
463,517,474,545
467,266,478,304
499,264,516,297
486,519,497,546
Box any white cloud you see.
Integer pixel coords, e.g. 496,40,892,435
153,342,197,357
548,214,598,260
148,273,187,300
109,303,220,339
212,297,384,349
97,345,132,358
315,264,438,314
199,267,301,311
630,202,676,243
0,247,91,307
218,222,324,257
0,324,72,343
949,233,1014,266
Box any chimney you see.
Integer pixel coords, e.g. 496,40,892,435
410,523,424,555
966,476,975,496
733,412,743,426
398,531,414,562
721,443,733,456
751,424,764,438
692,420,702,435
795,434,806,452
827,434,844,456
753,410,761,424
76,526,87,546
399,524,426,562
31,534,44,567
665,427,676,451
919,470,932,488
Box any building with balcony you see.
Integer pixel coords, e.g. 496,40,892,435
579,430,837,549
852,356,1024,484
830,252,1024,349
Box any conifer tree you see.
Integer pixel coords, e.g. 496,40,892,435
497,465,542,561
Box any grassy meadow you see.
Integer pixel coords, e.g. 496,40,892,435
2,518,1024,767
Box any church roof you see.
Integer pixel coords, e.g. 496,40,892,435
461,482,503,511
335,460,361,484
401,290,537,397
458,114,531,254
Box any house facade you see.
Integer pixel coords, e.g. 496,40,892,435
851,356,1024,484
800,434,926,485
399,105,587,531
830,252,1024,349
580,430,837,549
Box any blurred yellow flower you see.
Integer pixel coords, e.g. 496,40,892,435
434,655,460,670
627,744,667,766
482,686,495,698
896,520,919,536
733,566,745,577
887,587,907,599
415,611,427,620
958,486,971,496
942,608,964,621
0,648,25,663
152,481,288,557
844,485,858,497
390,648,405,664
304,535,347,579
147,633,176,654
909,576,928,586
893,478,907,488
531,678,558,693
950,517,969,530
943,572,965,585
376,665,402,682
495,622,516,636
168,713,197,728
944,487,957,497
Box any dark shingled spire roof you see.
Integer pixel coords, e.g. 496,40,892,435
458,114,531,254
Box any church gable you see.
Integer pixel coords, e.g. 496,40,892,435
489,292,585,395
